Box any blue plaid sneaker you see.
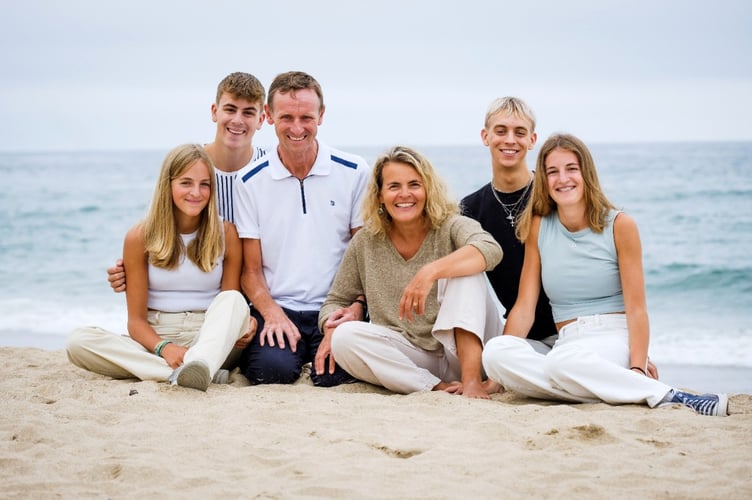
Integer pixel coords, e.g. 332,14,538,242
668,390,728,416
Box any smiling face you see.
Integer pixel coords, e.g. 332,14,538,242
211,92,264,150
171,159,212,221
481,111,537,170
265,88,324,158
544,147,584,208
378,161,427,227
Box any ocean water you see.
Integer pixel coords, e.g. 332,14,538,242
1,143,751,370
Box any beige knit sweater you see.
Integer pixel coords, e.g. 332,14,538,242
318,214,502,351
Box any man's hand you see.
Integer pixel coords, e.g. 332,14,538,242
323,303,363,332
314,327,336,376
258,307,301,352
107,258,126,293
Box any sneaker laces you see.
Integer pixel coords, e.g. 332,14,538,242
671,391,727,416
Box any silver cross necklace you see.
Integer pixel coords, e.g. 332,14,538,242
490,175,533,227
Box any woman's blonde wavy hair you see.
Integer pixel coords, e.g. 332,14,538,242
362,145,458,237
142,144,223,272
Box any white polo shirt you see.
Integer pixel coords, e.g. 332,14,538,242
234,142,370,310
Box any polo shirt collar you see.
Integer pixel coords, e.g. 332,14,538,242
269,141,332,180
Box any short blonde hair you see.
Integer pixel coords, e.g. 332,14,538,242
484,96,536,132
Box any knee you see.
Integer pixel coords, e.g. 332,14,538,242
211,290,248,312
66,328,83,352
544,346,578,380
482,335,521,361
218,289,245,304
481,337,503,373
66,327,95,361
440,273,486,300
330,321,366,358
241,346,301,385
482,335,528,376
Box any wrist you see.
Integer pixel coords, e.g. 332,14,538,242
352,298,368,320
630,366,646,375
154,340,173,357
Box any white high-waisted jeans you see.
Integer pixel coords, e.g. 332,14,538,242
66,290,250,381
330,273,502,394
482,313,672,407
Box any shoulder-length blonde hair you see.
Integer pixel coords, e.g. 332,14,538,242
516,133,615,241
142,144,223,272
362,145,458,237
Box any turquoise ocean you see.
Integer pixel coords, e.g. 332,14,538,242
1,143,751,386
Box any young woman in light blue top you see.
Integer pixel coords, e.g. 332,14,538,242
482,133,727,416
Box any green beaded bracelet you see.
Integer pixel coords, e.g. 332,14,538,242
154,340,172,357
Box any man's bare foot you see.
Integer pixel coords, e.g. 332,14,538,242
482,379,504,394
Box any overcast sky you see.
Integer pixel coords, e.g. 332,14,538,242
1,0,750,152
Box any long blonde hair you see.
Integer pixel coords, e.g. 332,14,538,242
516,133,615,241
142,144,223,272
362,145,458,237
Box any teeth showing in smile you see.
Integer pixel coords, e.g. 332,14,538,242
396,203,415,208
228,127,245,135
501,149,517,154
289,135,306,141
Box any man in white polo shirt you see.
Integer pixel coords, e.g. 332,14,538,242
234,71,370,386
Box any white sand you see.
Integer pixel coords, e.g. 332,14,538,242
2,347,751,499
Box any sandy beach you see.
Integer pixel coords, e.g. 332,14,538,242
2,346,751,499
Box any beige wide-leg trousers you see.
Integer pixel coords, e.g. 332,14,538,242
66,290,250,382
331,273,502,394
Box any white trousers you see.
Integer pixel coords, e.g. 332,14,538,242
330,273,502,394
66,290,250,381
482,314,672,407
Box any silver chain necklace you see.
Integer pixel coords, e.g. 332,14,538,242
490,177,533,227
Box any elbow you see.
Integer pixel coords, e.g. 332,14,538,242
485,245,503,271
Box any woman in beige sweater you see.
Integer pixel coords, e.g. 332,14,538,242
316,145,503,398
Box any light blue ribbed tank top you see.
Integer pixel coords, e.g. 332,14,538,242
538,209,625,322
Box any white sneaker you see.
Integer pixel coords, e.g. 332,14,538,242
212,369,230,385
169,360,211,392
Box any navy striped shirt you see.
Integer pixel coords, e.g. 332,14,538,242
214,145,265,223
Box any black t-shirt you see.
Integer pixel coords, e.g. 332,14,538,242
461,182,557,341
